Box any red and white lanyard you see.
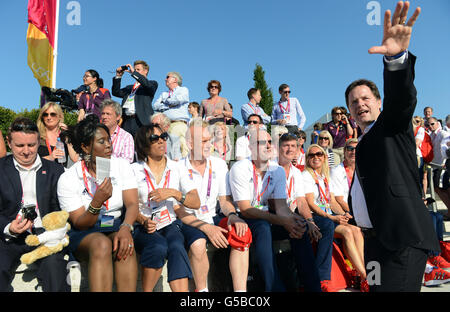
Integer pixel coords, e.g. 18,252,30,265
343,162,353,189
312,170,330,206
252,162,271,205
247,102,260,115
278,98,290,114
144,168,171,194
131,82,140,95
286,165,294,200
45,131,61,156
81,161,109,211
110,126,121,155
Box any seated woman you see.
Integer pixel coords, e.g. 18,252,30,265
131,123,200,292
37,102,78,167
209,121,233,165
330,139,367,290
200,80,232,124
77,69,111,122
302,144,350,292
57,115,139,292
317,130,338,168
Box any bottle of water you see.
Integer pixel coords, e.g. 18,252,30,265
55,137,66,163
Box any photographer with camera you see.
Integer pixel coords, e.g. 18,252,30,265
0,117,69,292
77,69,111,123
112,60,158,137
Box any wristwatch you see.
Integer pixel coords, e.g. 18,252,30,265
180,193,186,205
120,222,134,233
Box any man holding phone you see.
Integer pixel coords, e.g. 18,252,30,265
0,117,68,292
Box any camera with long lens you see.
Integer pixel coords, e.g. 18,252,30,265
41,86,78,111
22,204,38,221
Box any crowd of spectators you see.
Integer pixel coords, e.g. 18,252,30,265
1,54,450,292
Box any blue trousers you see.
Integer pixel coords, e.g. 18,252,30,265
243,218,285,291
272,224,321,292
312,215,336,281
133,219,192,282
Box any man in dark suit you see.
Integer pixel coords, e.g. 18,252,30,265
112,60,158,137
346,1,440,292
0,117,69,292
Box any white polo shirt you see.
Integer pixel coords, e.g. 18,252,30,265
229,159,286,212
302,169,335,214
57,157,137,219
181,156,230,224
330,163,351,203
131,158,195,227
283,164,305,212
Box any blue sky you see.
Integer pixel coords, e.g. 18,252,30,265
1,0,449,127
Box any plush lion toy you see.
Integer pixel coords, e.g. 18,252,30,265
20,211,71,265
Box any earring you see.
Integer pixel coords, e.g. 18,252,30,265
83,154,91,163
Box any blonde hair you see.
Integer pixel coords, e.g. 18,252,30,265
318,130,333,148
305,144,330,181
412,116,424,127
37,102,64,140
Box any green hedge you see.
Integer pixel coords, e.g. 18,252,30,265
0,105,78,140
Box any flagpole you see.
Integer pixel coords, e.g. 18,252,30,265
51,0,60,88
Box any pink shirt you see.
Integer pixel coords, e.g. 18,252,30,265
111,126,134,163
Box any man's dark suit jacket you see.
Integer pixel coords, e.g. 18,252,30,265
0,155,65,239
349,53,440,253
112,71,158,126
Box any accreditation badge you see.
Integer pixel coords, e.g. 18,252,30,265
151,203,173,231
100,215,114,228
282,113,290,123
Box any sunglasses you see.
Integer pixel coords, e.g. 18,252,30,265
248,120,260,125
257,140,272,146
43,112,58,118
280,133,298,140
334,112,345,115
429,122,436,126
318,137,329,141
345,146,356,152
282,90,291,94
209,85,219,89
149,132,169,142
308,152,325,159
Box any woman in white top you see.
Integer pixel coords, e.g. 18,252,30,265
329,139,366,282
132,123,200,292
302,144,349,289
57,115,139,291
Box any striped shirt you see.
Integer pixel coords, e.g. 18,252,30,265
110,126,134,163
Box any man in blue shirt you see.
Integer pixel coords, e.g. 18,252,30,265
271,84,307,133
241,88,271,126
153,72,190,157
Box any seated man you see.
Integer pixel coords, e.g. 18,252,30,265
235,114,264,161
153,72,190,158
100,99,134,163
178,120,251,292
151,113,182,161
229,127,309,291
0,117,69,292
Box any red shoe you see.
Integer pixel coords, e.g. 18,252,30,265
424,267,450,286
360,279,369,292
440,241,450,262
428,255,450,271
320,280,334,292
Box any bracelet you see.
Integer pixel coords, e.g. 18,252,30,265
88,204,102,215
228,212,238,218
306,218,314,222
120,223,134,233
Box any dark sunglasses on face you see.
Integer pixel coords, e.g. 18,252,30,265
318,137,329,141
283,90,291,94
429,122,436,126
345,146,356,152
209,85,219,89
149,132,169,142
308,152,324,159
258,140,272,146
43,112,58,117
248,120,259,125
